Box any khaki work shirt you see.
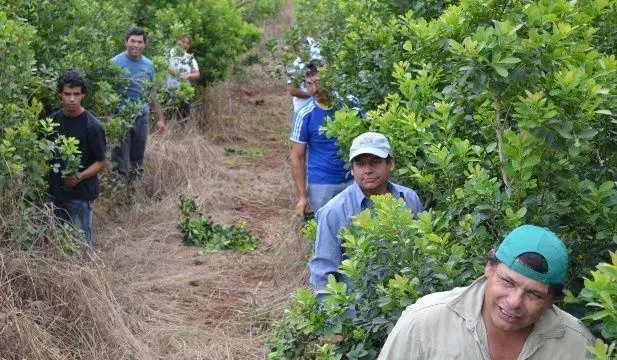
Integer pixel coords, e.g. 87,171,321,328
378,277,594,360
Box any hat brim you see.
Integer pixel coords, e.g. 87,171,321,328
349,147,390,161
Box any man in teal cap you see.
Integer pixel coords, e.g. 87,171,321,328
378,224,594,360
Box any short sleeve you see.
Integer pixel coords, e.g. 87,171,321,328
191,56,199,71
87,120,107,162
290,109,309,143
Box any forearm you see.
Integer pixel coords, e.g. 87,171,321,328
150,99,165,123
78,160,106,182
288,85,312,98
290,152,307,198
186,71,200,82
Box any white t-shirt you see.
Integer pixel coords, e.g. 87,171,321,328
169,48,199,74
166,48,199,87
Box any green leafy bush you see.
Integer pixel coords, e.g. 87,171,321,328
154,0,262,84
179,195,260,253
239,0,285,24
567,252,617,359
272,0,617,358
268,196,485,359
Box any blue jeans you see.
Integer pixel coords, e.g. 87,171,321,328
112,111,149,180
54,198,93,247
308,180,353,213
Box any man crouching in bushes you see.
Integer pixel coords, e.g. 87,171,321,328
48,71,107,248
378,225,594,359
309,132,424,299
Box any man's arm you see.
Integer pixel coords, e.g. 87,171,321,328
288,84,313,99
309,207,344,300
62,161,106,187
290,142,308,215
180,70,200,82
151,97,166,134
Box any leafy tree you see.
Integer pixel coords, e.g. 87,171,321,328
154,0,262,83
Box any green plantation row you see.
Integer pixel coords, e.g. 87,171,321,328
0,0,282,200
269,0,617,358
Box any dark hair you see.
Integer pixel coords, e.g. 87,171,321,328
487,253,564,298
56,70,88,94
125,27,147,42
306,59,321,77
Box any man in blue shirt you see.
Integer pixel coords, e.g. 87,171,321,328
111,27,166,180
290,72,353,215
309,132,424,298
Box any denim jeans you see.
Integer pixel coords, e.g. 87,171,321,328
54,198,93,247
112,111,149,180
308,180,353,213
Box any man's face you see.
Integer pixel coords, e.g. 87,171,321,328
482,262,553,334
60,85,85,114
351,154,394,195
125,35,146,59
306,74,320,96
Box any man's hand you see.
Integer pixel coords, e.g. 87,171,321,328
155,119,166,135
62,174,81,188
295,195,309,216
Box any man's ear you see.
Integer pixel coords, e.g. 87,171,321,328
484,249,496,277
388,156,395,171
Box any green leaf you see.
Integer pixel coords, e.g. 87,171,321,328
493,65,509,77
578,128,598,139
499,57,521,64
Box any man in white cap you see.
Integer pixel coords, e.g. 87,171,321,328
378,224,594,359
309,132,424,298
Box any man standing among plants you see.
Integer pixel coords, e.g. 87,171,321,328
378,225,594,359
48,71,107,248
111,27,166,181
290,71,354,216
309,132,423,298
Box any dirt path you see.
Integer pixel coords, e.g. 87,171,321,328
94,5,311,359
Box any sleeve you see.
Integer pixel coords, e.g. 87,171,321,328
309,207,345,297
87,120,107,162
289,109,309,143
191,56,199,72
378,307,424,360
403,189,424,217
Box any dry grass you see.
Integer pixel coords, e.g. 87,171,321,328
93,3,310,358
0,2,308,359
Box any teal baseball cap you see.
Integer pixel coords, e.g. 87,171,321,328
495,225,568,285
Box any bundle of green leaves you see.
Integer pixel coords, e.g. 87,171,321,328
179,195,260,253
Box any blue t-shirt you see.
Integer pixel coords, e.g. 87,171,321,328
290,99,352,184
111,52,154,109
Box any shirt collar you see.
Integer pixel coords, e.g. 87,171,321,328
350,181,405,209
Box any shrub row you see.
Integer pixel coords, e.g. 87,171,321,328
270,0,617,358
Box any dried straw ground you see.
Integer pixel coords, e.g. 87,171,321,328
0,4,310,359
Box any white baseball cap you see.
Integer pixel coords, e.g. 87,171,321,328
349,132,392,161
